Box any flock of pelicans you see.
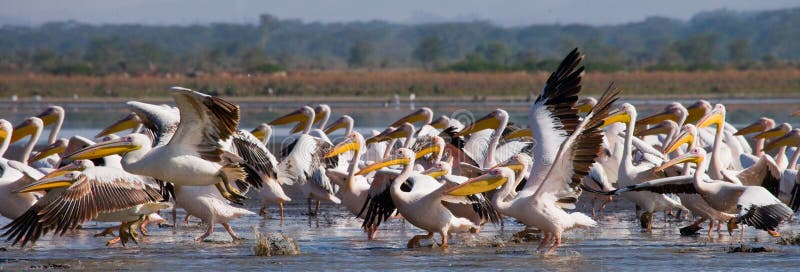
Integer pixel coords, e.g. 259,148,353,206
1,48,800,255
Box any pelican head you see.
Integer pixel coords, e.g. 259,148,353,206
695,104,725,131
414,135,444,160
356,148,415,176
40,159,95,180
637,102,687,126
429,116,451,130
368,123,415,144
445,167,512,196
654,147,706,173
250,123,272,143
575,97,597,113
685,100,712,124
15,171,82,193
492,153,531,174
0,119,12,143
764,129,800,151
662,124,698,154
36,106,64,127
365,126,396,144
389,107,433,127
270,106,314,126
325,132,365,158
754,123,792,140
734,117,774,136
323,115,354,135
635,120,677,137
422,161,451,179
600,103,635,128
456,109,508,137
65,133,147,161
502,128,533,141
10,117,43,143
313,104,331,125
96,112,142,138
30,138,68,162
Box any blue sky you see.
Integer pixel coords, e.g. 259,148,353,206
1,0,798,26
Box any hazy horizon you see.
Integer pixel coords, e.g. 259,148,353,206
1,0,798,27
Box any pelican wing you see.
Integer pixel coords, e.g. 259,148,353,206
7,160,44,180
727,155,781,196
2,167,163,247
231,130,278,180
493,141,532,167
591,175,698,196
737,187,792,231
128,101,180,146
530,84,620,198
358,170,397,229
439,175,502,224
168,87,240,162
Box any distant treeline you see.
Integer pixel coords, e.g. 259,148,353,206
0,7,799,75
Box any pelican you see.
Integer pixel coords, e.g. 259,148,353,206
250,124,290,221
735,117,775,157
0,120,41,220
764,129,800,211
270,106,340,215
606,148,792,237
28,106,65,168
357,148,484,248
455,109,531,170
64,87,249,204
174,185,254,241
1,166,166,247
323,115,354,141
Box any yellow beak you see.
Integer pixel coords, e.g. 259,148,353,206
576,103,593,114
37,112,60,127
250,128,266,141
10,122,36,143
685,104,707,124
600,110,631,128
696,110,723,130
754,126,789,139
30,141,67,162
457,113,500,137
415,145,441,160
502,128,533,141
662,130,694,154
289,122,307,134
389,109,430,128
764,132,800,151
0,128,7,140
96,113,142,138
324,118,349,135
423,169,447,179
634,123,668,137
734,121,767,136
653,152,702,173
65,138,141,160
445,173,508,196
40,163,88,180
14,173,77,193
269,108,309,126
325,141,360,158
356,157,410,176
429,117,449,130
637,111,676,126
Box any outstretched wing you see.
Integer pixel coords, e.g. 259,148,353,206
358,171,397,230
230,130,279,189
168,87,240,162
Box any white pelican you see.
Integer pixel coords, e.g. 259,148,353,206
357,148,485,248
323,115,354,141
610,148,792,237
734,117,775,157
8,117,44,165
28,106,65,168
2,166,166,247
763,129,800,211
422,160,501,228
64,87,249,204
0,120,41,220
250,124,291,221
174,185,254,241
455,109,532,170
270,106,340,215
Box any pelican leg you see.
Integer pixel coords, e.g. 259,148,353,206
172,206,178,229
707,220,714,238
139,215,151,236
94,226,119,237
441,232,449,249
545,233,562,255
407,232,433,248
222,223,242,241
106,237,122,247
591,198,597,218
367,224,379,240
279,202,285,224
315,200,321,216
598,196,612,213
726,219,738,236
196,223,214,242
536,232,551,252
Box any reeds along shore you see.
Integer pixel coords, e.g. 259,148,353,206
1,69,800,99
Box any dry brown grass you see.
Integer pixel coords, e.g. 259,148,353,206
0,69,798,100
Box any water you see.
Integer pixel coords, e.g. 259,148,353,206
1,99,800,271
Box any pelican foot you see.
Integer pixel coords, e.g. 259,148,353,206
679,225,702,236
94,226,119,237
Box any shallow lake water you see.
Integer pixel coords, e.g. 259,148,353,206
1,98,800,271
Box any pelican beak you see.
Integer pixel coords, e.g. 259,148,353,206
695,109,723,130
504,162,524,172
634,123,668,137
654,152,702,173
40,163,88,180
575,102,593,114
14,172,78,193
10,121,36,143
96,113,141,138
250,128,266,141
324,118,349,135
269,108,308,125
65,137,141,160
637,110,676,126
389,109,430,127
503,128,532,141
0,127,7,142
422,167,447,179
754,126,787,139
734,121,766,136
457,113,500,137
429,117,449,130
600,110,631,128
30,141,67,162
415,145,441,160
356,155,411,176
663,130,693,154
289,122,307,134
764,133,800,151
36,110,60,127
365,135,384,145
685,103,707,124
325,140,360,158
445,172,508,196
